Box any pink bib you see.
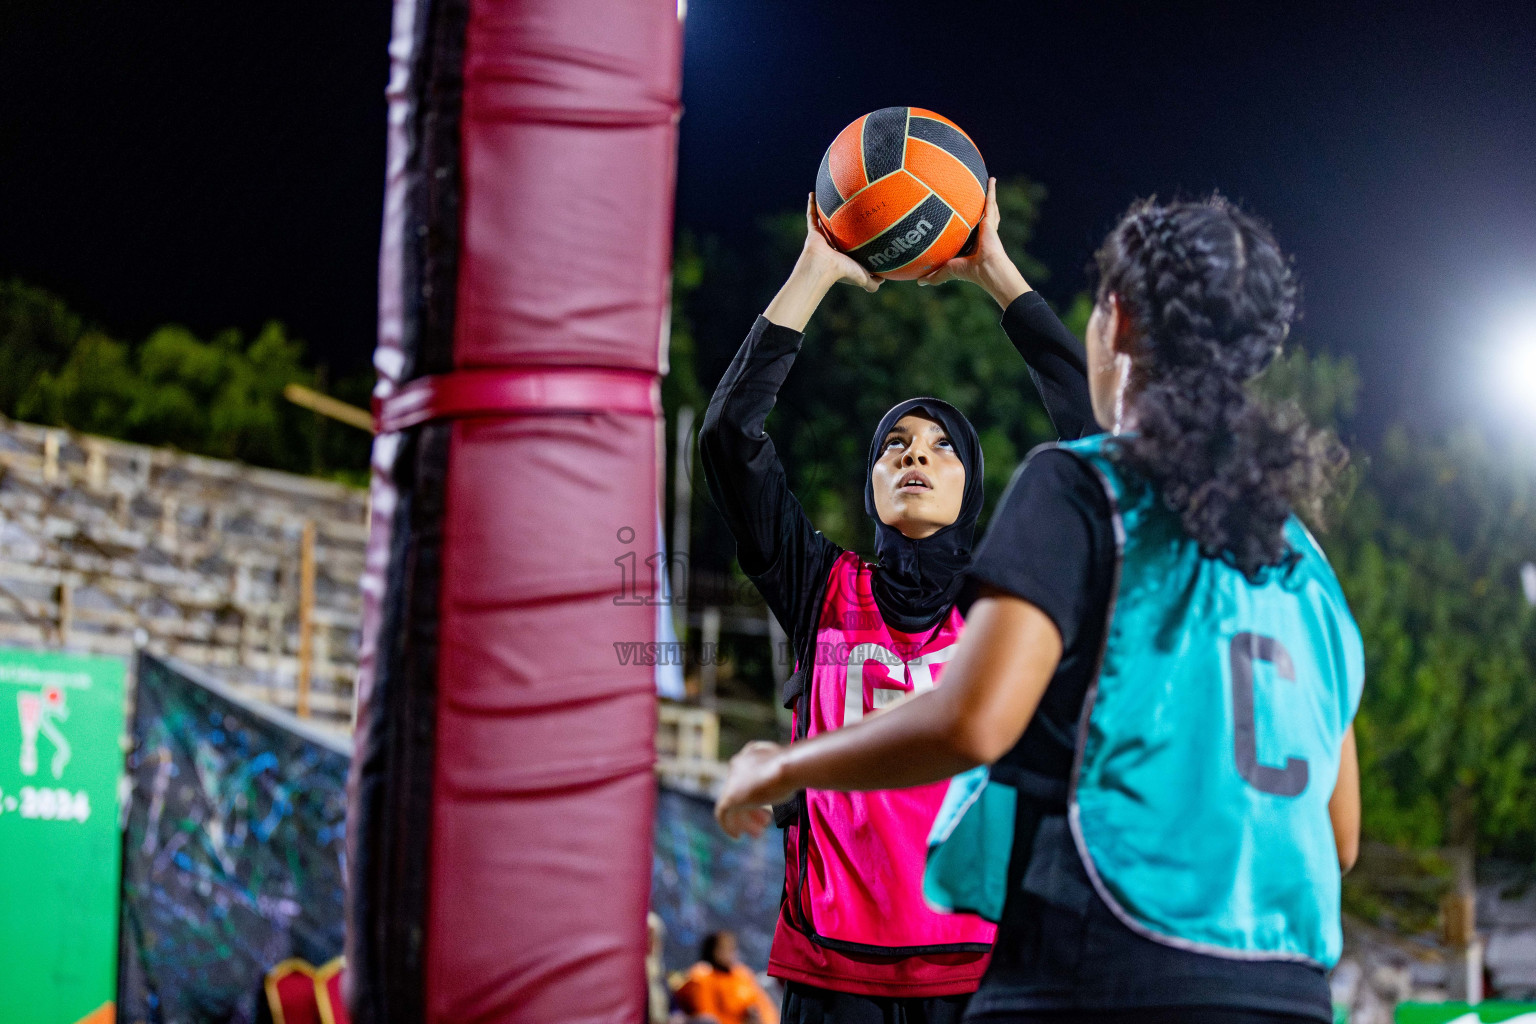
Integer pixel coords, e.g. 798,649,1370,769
782,552,995,954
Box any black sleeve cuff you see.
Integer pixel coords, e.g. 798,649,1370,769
751,314,807,356
1001,291,1083,358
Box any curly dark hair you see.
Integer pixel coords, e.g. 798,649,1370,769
1094,195,1346,580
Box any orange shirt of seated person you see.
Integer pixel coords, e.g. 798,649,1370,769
674,931,779,1024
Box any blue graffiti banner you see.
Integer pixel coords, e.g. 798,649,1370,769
651,785,785,975
117,653,787,1018
119,655,350,1024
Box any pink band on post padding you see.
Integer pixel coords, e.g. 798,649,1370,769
374,366,659,433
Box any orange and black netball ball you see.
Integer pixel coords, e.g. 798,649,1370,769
814,107,988,280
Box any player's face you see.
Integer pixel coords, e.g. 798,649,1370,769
870,414,966,539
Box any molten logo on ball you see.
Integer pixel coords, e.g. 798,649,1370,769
867,219,935,270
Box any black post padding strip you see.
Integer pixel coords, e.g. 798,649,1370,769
347,0,468,1015
399,0,470,381
349,423,452,1024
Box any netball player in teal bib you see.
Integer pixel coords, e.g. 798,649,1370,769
718,196,1362,1024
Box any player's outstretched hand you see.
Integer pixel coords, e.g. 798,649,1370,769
715,741,794,839
762,196,881,330
916,178,1029,308
802,193,883,294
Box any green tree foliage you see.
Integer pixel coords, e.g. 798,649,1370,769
0,282,370,482
1257,347,1536,859
662,232,710,537
1333,428,1536,856
1253,346,1360,428
0,281,84,418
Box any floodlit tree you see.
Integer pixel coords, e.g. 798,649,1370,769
0,283,370,482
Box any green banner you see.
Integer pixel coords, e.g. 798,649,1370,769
1396,1004,1536,1023
0,648,127,1024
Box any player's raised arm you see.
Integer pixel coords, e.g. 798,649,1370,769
921,177,1095,439
760,194,882,332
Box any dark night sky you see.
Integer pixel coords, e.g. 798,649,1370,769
2,1,1534,438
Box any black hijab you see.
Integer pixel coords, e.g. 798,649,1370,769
862,397,985,633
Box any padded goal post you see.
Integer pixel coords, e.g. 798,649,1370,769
346,1,682,1021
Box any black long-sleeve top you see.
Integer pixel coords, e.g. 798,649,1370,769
698,290,1094,676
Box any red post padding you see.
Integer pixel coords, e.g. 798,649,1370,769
428,414,663,1022
455,1,683,372
349,1,682,1021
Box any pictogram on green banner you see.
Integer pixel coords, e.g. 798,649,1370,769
1396,1003,1536,1023
0,648,126,1024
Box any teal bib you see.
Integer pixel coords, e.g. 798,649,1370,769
924,765,1016,922
925,436,1364,964
1062,435,1363,966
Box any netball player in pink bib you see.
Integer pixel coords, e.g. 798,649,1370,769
698,181,1092,1024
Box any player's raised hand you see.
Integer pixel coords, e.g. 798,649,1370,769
802,193,883,294
917,178,1030,308
763,194,884,331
